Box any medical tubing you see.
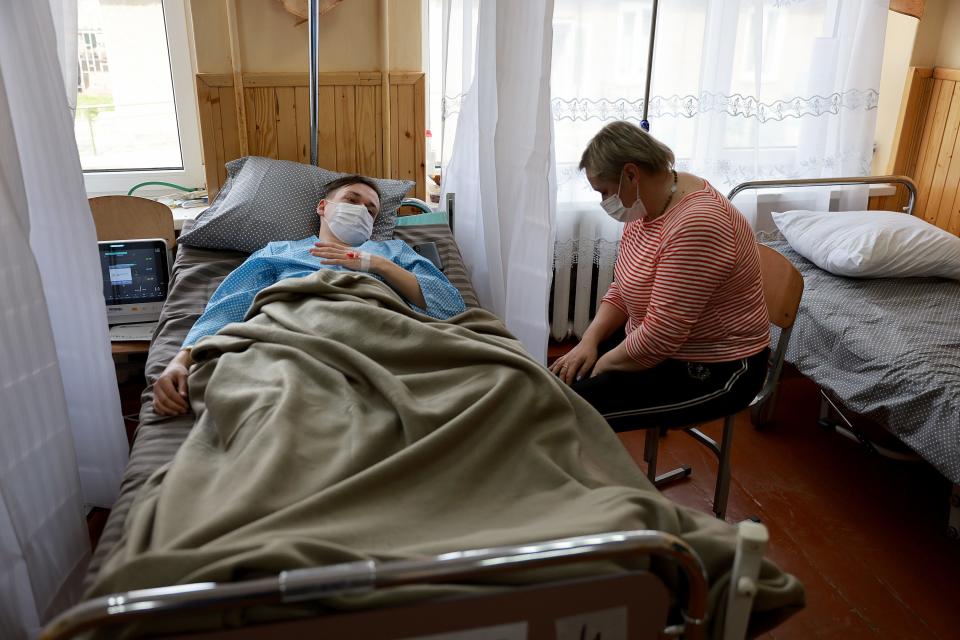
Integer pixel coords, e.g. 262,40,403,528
126,181,196,196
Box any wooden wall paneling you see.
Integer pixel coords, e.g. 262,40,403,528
389,83,400,180
899,78,936,213
887,69,932,175
355,85,382,177
243,88,257,157
334,85,358,173
316,86,338,169
196,77,220,198
395,82,417,186
248,87,280,159
906,78,935,181
880,68,932,212
939,117,960,235
374,83,384,178
910,78,942,186
218,87,241,172
275,87,298,162
196,72,426,196
933,68,960,82
925,81,960,224
911,79,946,217
294,86,310,165
209,89,227,188
413,75,426,199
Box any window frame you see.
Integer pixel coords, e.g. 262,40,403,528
81,0,203,197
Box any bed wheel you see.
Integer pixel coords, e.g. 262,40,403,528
948,526,959,541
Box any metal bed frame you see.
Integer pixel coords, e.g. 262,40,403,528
729,175,960,539
727,174,918,432
727,175,918,216
40,525,772,639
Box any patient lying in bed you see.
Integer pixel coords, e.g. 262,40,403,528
154,174,465,416
91,212,804,628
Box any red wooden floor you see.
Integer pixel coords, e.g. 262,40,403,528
96,360,960,638
623,368,960,639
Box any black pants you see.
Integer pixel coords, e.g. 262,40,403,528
571,331,769,433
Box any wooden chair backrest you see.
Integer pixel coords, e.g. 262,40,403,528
88,195,176,248
757,244,804,329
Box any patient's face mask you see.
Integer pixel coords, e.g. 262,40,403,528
600,169,648,222
325,202,374,246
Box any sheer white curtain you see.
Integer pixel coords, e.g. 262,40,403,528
549,0,888,337
439,0,557,363
0,1,127,636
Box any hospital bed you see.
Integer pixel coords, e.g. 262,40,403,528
730,175,960,539
42,206,799,639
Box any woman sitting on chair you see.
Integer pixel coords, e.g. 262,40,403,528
550,121,770,432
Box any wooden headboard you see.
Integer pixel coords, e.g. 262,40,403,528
881,67,960,234
196,72,426,200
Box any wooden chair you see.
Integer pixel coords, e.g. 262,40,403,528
88,195,176,248
643,244,804,519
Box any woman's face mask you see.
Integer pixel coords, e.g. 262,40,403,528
325,202,374,246
600,169,648,222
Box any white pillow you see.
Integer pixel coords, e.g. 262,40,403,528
772,209,960,279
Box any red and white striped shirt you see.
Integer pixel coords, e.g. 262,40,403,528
602,181,769,368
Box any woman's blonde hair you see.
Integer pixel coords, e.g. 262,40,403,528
579,120,675,181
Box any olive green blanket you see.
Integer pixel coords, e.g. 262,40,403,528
90,269,803,632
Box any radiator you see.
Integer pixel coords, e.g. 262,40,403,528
550,205,622,341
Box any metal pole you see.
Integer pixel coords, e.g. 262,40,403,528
641,0,660,132
380,0,392,176
308,0,320,166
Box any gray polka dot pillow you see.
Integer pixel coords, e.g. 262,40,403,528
179,156,414,253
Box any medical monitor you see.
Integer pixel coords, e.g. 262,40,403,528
98,239,170,325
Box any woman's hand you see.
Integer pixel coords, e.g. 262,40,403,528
549,340,599,385
590,343,641,378
153,353,191,416
309,242,381,271
591,351,615,378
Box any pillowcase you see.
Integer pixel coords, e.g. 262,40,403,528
179,156,414,253
772,209,960,279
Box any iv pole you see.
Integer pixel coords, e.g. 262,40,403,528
641,0,661,132
308,0,320,165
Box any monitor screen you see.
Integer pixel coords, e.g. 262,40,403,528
99,240,169,305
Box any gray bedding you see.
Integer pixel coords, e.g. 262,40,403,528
764,237,960,484
86,223,480,586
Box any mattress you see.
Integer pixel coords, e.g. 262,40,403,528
86,224,481,586
764,237,960,484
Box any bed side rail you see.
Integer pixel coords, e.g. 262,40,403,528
42,530,711,640
727,175,918,217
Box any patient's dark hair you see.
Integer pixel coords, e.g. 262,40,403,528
322,174,382,201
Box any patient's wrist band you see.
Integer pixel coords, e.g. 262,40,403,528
359,252,372,272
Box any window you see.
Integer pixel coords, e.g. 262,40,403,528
76,0,202,195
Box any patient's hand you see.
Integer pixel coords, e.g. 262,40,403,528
153,350,192,416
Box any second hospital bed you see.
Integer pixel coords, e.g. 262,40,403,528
730,176,960,538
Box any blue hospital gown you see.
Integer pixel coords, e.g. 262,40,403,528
183,237,466,348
